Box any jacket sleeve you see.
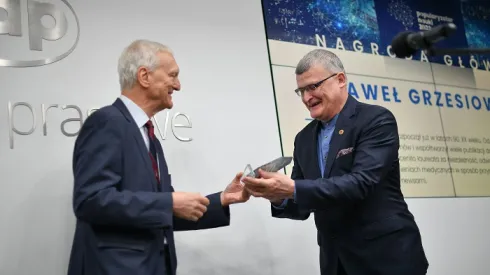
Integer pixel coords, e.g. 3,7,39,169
173,192,230,231
270,134,311,221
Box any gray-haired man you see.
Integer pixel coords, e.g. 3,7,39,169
242,49,429,275
67,40,250,275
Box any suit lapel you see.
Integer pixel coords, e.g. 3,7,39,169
154,138,172,192
132,133,159,191
113,99,159,191
310,121,322,179
323,95,357,178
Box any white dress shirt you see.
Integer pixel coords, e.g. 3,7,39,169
119,95,152,151
119,94,161,178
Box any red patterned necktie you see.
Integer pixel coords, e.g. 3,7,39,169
144,120,160,183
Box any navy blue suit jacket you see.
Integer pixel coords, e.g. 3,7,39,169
272,95,429,275
67,99,230,275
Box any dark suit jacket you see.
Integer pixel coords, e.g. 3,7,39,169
67,98,230,275
272,95,429,275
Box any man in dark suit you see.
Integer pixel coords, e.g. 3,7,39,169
67,40,250,275
242,49,429,275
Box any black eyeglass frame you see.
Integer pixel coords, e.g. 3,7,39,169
294,73,339,97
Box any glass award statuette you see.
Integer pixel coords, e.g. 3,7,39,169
240,156,293,184
240,164,255,184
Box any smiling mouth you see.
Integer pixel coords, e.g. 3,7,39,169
308,101,321,108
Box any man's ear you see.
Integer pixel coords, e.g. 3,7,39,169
137,66,151,88
337,72,347,88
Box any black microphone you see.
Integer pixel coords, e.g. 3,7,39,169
391,23,457,58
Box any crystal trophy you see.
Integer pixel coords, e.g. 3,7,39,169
240,156,293,184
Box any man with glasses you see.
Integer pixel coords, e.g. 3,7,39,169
242,49,428,275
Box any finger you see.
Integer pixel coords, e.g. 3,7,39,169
195,209,205,219
243,183,263,192
198,196,210,206
243,179,274,190
241,176,269,187
245,183,271,194
196,203,207,213
258,169,276,179
190,210,204,221
240,176,259,184
247,189,265,198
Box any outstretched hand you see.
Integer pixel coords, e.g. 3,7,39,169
220,172,251,206
241,169,295,201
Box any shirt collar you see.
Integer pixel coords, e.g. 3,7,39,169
320,113,339,128
119,95,149,128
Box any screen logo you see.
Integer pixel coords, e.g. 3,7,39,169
0,0,79,67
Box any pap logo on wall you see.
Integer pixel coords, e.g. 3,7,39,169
0,0,80,67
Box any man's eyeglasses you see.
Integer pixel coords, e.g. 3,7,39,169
294,73,338,97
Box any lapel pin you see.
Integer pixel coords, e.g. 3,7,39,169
339,129,344,135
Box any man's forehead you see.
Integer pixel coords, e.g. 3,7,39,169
158,51,179,73
297,65,327,83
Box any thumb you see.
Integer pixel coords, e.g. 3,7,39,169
234,172,244,183
258,169,275,179
235,172,243,180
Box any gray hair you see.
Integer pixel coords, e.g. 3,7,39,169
295,49,345,76
117,39,173,90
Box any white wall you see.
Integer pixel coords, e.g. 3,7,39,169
0,1,488,275
407,198,490,275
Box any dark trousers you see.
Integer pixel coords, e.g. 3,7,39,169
320,248,347,275
163,244,172,275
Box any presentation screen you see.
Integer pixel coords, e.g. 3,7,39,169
262,0,490,198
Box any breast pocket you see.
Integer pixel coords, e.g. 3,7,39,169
332,147,355,173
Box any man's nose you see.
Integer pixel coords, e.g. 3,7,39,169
302,92,313,102
174,79,181,91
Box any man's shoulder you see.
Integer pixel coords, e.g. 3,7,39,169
73,102,129,156
84,103,126,127
355,100,396,123
295,119,318,142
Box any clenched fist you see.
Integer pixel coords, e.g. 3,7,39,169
172,192,210,221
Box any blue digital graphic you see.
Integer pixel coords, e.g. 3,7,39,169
262,0,490,71
263,0,381,52
461,0,490,68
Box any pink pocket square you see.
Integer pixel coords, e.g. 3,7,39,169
336,147,354,159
